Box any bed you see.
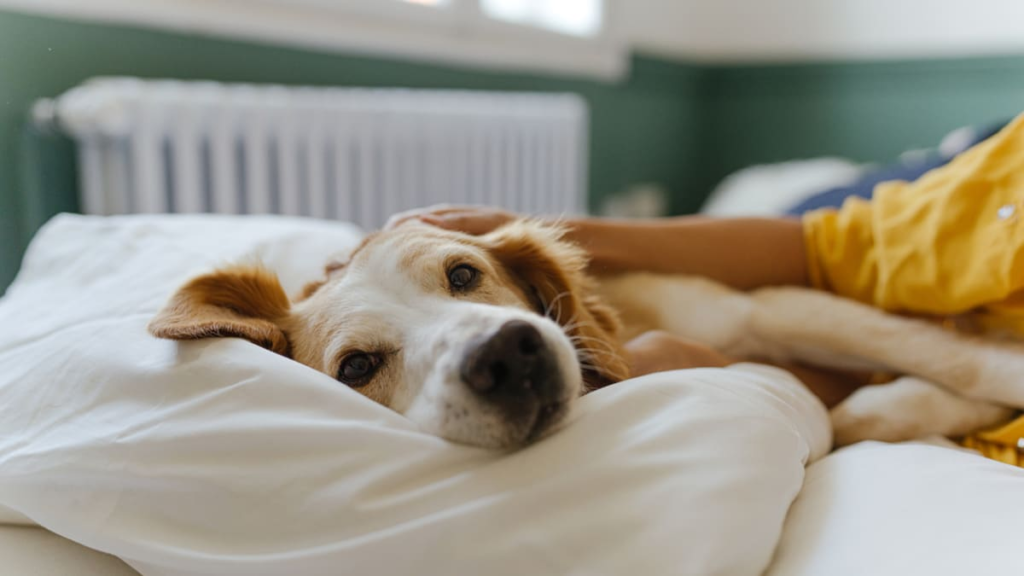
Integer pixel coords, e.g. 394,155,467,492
3,155,1024,574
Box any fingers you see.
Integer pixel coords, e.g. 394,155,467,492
384,204,515,235
383,205,462,230
424,211,505,235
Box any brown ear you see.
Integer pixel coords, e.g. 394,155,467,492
484,220,630,390
148,265,292,356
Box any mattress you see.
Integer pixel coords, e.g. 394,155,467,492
6,213,1024,576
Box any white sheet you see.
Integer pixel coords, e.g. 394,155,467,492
0,525,140,575
701,157,863,217
0,214,831,576
768,439,1024,575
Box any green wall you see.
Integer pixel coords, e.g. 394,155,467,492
0,10,706,292
699,59,1024,193
2,9,1024,293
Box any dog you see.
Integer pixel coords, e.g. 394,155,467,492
150,220,629,449
151,219,1024,449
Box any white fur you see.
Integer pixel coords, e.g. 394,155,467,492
396,302,581,448
602,274,1021,446
830,377,1013,446
287,228,583,449
164,218,1020,449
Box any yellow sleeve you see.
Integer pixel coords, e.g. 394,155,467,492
802,196,880,305
803,112,1024,315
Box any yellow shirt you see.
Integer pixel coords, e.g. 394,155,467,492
803,111,1024,464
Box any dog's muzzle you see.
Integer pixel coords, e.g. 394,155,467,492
460,320,560,401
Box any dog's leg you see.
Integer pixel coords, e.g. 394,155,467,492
831,376,1014,446
750,287,1024,408
598,273,781,358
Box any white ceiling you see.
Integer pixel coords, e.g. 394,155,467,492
620,0,1024,62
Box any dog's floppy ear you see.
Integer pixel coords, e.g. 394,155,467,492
148,265,292,356
484,220,630,390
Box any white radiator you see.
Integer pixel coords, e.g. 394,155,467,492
38,78,588,227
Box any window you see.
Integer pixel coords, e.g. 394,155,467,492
9,0,625,79
396,0,605,37
481,0,603,37
384,0,620,76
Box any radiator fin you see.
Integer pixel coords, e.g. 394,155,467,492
52,78,588,228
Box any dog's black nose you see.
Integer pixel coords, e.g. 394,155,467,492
460,320,554,396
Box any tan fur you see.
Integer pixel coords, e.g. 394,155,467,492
150,220,1024,448
149,220,627,448
603,273,1022,446
480,221,630,389
297,235,376,302
149,266,291,356
297,279,327,302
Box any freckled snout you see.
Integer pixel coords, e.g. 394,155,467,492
460,320,559,401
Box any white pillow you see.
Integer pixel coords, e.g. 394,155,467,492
701,158,863,217
0,525,139,576
0,214,830,576
768,439,1024,575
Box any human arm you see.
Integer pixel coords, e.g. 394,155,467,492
387,206,810,290
559,215,808,289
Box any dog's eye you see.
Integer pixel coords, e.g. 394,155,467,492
337,353,380,387
447,264,479,291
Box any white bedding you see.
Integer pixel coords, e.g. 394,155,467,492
700,157,863,217
0,214,830,576
770,439,1024,575
0,524,139,575
3,214,1024,576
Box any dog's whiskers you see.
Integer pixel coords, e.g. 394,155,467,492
578,349,624,366
544,291,571,321
557,299,579,328
570,334,614,345
570,338,621,357
561,317,592,335
576,345,625,368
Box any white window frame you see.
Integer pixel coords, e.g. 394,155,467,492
0,0,627,80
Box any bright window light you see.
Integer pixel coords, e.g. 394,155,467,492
481,0,603,37
402,0,449,6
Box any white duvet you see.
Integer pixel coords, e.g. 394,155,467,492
2,214,1023,576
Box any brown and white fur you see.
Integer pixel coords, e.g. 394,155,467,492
151,219,1021,449
598,274,1020,446
151,221,628,449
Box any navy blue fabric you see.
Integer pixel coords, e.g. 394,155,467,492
786,155,946,215
785,120,1011,216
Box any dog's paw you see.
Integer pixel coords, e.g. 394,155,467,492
831,391,915,447
830,377,1014,448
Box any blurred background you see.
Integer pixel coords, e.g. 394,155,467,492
2,0,1024,292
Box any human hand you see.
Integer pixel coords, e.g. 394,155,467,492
384,205,517,235
625,331,733,377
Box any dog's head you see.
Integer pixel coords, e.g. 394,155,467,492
149,220,629,449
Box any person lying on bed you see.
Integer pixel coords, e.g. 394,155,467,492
391,111,1024,464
